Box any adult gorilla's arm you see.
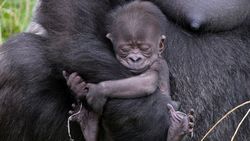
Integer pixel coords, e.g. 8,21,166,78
3,0,249,141
45,34,172,141
0,0,172,140
0,33,170,141
47,34,132,82
0,33,75,141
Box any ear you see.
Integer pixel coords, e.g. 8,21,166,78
106,33,113,41
159,35,166,53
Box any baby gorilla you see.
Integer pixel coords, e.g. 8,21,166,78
64,1,194,141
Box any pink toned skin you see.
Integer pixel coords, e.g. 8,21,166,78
64,72,194,141
167,104,194,141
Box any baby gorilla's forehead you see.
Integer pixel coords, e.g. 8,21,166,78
116,22,161,42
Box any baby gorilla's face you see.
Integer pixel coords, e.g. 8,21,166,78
114,33,164,73
107,21,166,73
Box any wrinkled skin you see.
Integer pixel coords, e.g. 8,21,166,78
0,0,250,141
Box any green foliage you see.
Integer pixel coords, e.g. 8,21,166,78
0,0,35,44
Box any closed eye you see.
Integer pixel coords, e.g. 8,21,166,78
120,45,131,52
139,45,151,51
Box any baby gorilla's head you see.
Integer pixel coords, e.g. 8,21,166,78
106,1,167,73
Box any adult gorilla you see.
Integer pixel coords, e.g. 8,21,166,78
0,0,250,141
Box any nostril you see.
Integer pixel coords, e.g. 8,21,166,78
129,57,142,63
129,57,136,62
136,57,142,62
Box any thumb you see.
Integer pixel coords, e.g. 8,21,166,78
62,70,69,80
167,104,175,113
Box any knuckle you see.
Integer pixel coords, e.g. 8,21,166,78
76,76,81,81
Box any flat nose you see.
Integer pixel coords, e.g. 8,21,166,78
129,56,142,63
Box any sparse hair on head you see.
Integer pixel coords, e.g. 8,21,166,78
106,1,167,37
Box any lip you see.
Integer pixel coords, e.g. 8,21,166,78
129,66,149,74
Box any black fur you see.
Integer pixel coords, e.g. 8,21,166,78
0,0,250,141
150,0,250,32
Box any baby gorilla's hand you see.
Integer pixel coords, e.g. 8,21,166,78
63,71,88,100
85,83,107,115
167,104,195,141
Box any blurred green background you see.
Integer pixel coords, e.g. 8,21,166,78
0,0,35,44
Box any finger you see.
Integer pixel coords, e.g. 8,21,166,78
189,122,194,128
174,111,187,121
180,114,188,124
72,76,82,87
189,128,194,133
79,82,87,89
68,110,74,115
76,76,83,83
68,72,78,86
168,109,182,122
75,82,87,93
189,115,195,123
189,109,195,115
72,103,76,108
62,70,69,80
189,129,194,135
75,86,83,94
167,104,177,120
167,104,175,113
175,114,185,121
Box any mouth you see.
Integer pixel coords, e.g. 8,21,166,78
128,66,149,74
119,59,149,73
